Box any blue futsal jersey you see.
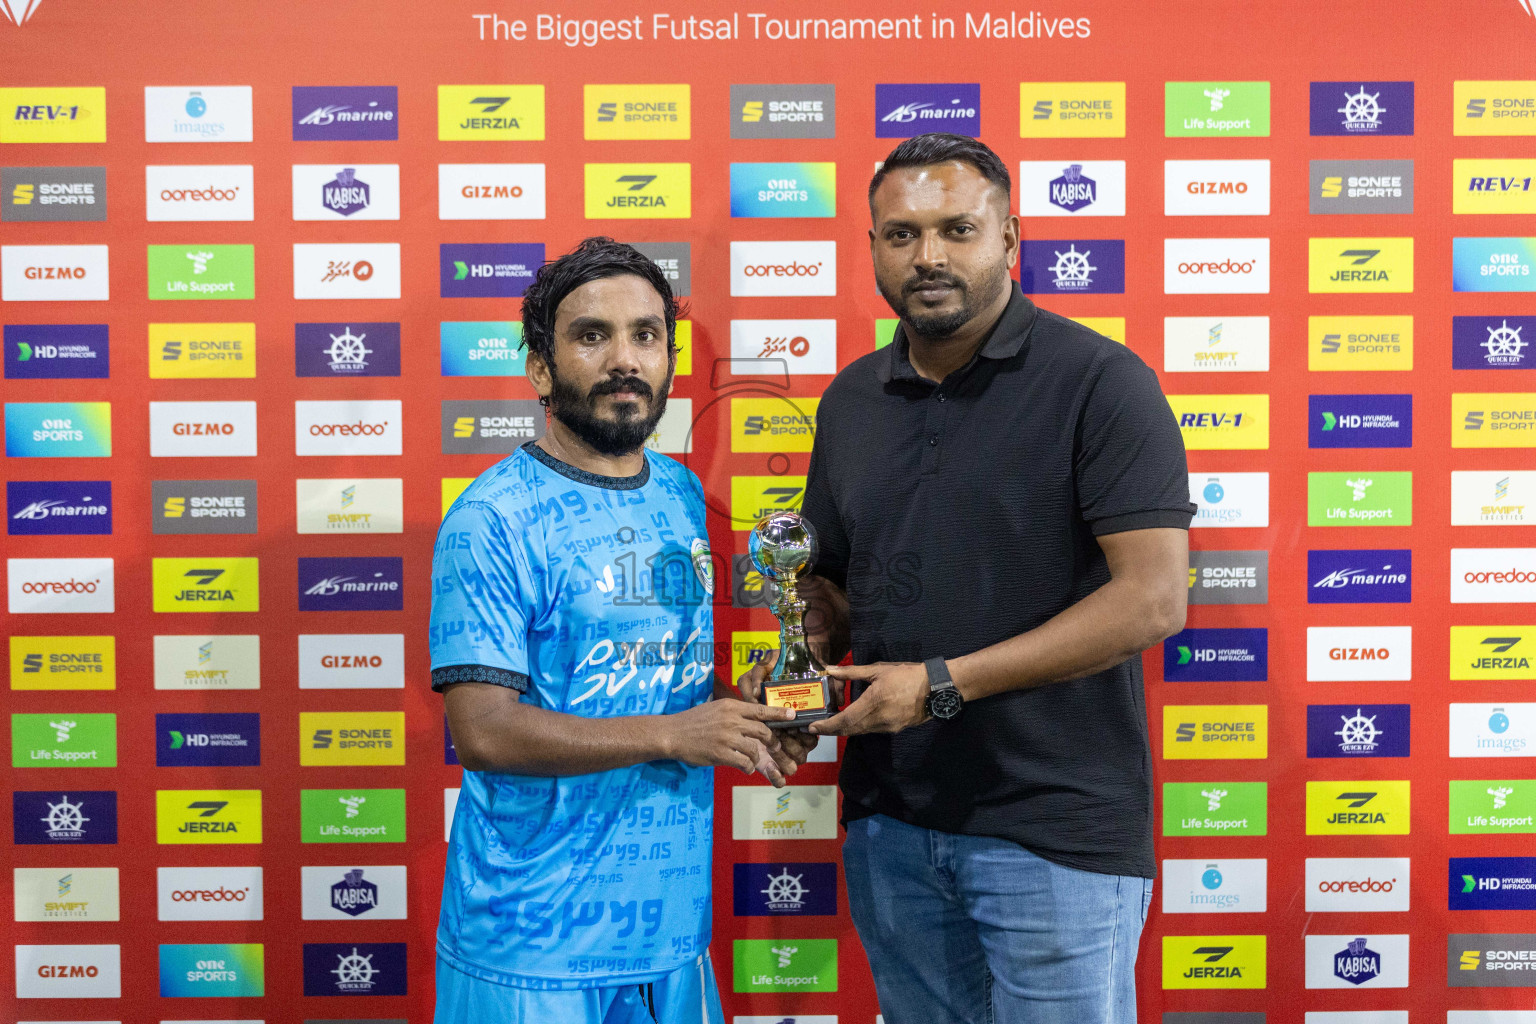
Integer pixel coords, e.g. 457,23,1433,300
429,441,717,990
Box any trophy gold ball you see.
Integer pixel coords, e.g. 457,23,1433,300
747,512,838,729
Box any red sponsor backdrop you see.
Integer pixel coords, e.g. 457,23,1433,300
3,0,1536,1020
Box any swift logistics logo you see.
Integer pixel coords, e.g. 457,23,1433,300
1454,393,1536,447
440,242,542,297
1309,315,1414,371
13,790,117,844
4,323,108,379
147,244,254,300
14,865,120,921
155,712,260,767
1451,780,1536,834
1306,781,1411,834
730,162,835,218
1018,239,1125,294
1455,81,1536,136
0,87,105,143
1306,704,1411,758
1450,626,1536,680
1309,395,1412,448
1309,238,1414,293
437,85,544,140
1162,705,1268,760
733,863,838,916
1307,472,1412,526
1454,316,1532,368
301,788,407,843
1167,395,1270,450
9,634,115,691
144,85,253,142
731,84,835,139
298,557,404,612
1162,781,1267,837
296,479,404,535
1450,857,1536,910
1164,316,1272,372
1017,160,1126,216
1454,159,1536,215
291,164,400,220
156,789,262,844
1187,550,1268,605
292,86,397,141
149,322,254,379
153,634,261,691
584,163,691,219
1,165,105,222
1165,82,1270,137
301,711,406,767
1309,82,1414,135
1020,82,1124,137
11,712,116,768
876,83,979,137
7,480,111,535
296,322,401,377
1,243,109,301
1453,237,1536,291
584,83,690,139
732,785,838,839
1161,935,1267,989
1306,626,1413,681
1310,159,1415,214
1307,549,1411,603
1159,859,1267,914
1163,628,1268,682
152,479,258,535
151,557,259,612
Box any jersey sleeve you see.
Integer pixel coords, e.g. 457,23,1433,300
428,498,535,693
1074,350,1198,537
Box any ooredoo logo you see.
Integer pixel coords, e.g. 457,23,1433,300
149,401,257,458
1305,858,1411,911
8,557,114,614
1454,549,1536,603
145,165,254,222
294,400,402,457
731,241,836,297
157,866,263,921
1164,238,1270,294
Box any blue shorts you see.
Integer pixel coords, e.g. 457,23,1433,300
434,952,725,1024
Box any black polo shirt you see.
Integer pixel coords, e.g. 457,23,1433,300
800,283,1195,879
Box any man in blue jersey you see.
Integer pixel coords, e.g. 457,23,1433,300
429,237,806,1024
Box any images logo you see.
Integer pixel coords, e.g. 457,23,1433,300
7,556,114,614
1306,704,1411,758
438,162,546,220
1165,82,1271,137
0,87,106,144
1020,81,1124,137
301,711,405,767
438,84,544,140
1307,471,1412,526
1160,859,1267,914
1455,81,1536,136
1450,626,1536,679
1,243,109,301
440,242,542,298
1162,705,1268,760
295,399,402,457
1306,857,1411,912
1163,160,1270,216
441,399,544,453
1451,703,1535,757
292,86,397,140
298,557,403,613
7,480,111,536
733,863,838,916
1163,628,1268,682
1163,317,1269,373
292,164,400,221
1309,159,1415,215
1017,160,1126,217
1308,549,1411,603
159,942,265,997
147,243,254,300
731,84,836,139
1167,395,1270,450
1,165,106,222
157,865,263,921
9,634,115,691
730,241,835,297
1453,237,1536,292
156,712,260,767
1453,316,1532,369
1308,238,1414,293
144,85,253,142
730,162,835,218
1162,781,1267,837
584,84,690,140
156,789,262,844
301,788,407,843
1309,395,1412,449
13,790,116,844
1306,780,1410,834
1164,238,1269,294
1190,473,1269,529
1161,935,1267,989
11,713,116,768
1305,934,1408,989
1310,82,1414,135
296,322,400,378
302,942,408,996
876,83,980,137
1019,239,1125,294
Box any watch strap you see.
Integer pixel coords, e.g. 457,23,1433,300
924,656,953,692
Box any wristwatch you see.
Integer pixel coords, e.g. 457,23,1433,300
923,656,964,720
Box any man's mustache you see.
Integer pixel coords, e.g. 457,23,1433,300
903,272,964,295
588,376,654,401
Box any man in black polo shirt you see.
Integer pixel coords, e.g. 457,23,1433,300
780,134,1192,1023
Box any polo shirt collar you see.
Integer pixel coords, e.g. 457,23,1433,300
879,282,1038,384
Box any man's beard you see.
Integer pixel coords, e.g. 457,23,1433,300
879,261,1010,340
547,363,673,458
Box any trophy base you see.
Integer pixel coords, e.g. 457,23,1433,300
761,676,837,730
768,706,833,731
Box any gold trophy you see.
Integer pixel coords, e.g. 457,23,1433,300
748,511,839,729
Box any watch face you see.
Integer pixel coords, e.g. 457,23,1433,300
930,687,963,720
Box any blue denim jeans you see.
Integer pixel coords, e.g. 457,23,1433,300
844,814,1154,1024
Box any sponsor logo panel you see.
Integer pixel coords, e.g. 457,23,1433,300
1309,159,1414,215
1019,239,1125,294
1454,393,1536,448
437,84,544,141
301,788,406,843
301,865,408,920
7,556,114,613
876,82,979,138
11,713,116,768
1169,395,1269,450
158,941,265,997
1188,550,1268,604
733,862,838,916
144,85,254,142
1160,859,1267,914
1450,857,1536,910
295,321,400,377
13,943,120,998
291,164,400,220
1454,237,1536,292
437,163,545,219
732,938,837,993
1305,626,1412,681
293,243,401,300
1306,704,1411,758
299,634,406,690
1017,160,1126,217
13,790,117,844
296,478,402,534
153,634,260,690
149,322,255,379
1308,238,1414,293
1307,549,1411,603
730,241,835,297
0,87,106,144
1309,395,1412,449
8,480,111,535
441,321,523,376
1448,933,1536,985
155,789,263,844
584,84,690,140
300,711,405,767
152,479,257,535
2,244,110,301
1309,81,1414,135
149,400,256,457
146,244,253,300
1450,626,1536,680
1163,628,1268,681
292,86,397,141
145,164,253,221
156,712,260,767
295,400,401,457
732,786,838,840
1165,82,1271,137
1164,160,1270,216
1455,159,1536,215
1455,81,1536,136
1307,472,1412,527
1453,315,1532,369
1019,82,1125,138
1,165,106,222
440,242,542,298
441,399,545,453
1162,705,1268,760
9,635,115,691
4,323,108,379
1164,238,1269,294
13,866,120,921
634,241,691,294
1161,935,1267,989
1305,857,1411,912
156,865,263,921
1452,548,1536,603
1303,933,1409,988
731,84,836,139
1190,473,1268,529
1164,317,1269,373
1305,781,1411,835
151,557,259,613
584,162,692,219
297,557,403,613
730,476,806,530
1308,315,1413,371
1450,703,1536,757
1162,782,1267,837
730,161,834,218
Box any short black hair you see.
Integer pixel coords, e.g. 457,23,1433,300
519,236,681,364
868,132,1011,210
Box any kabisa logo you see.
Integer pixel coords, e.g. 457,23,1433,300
1451,703,1534,757
1161,935,1267,989
331,869,377,917
152,480,257,536
1306,780,1410,834
438,162,546,220
1308,238,1414,293
1,165,106,223
440,321,526,377
300,864,407,919
156,712,260,767
1164,238,1270,294
3,323,108,381
1455,159,1536,215
1306,704,1411,758
1308,935,1400,989
295,323,401,378
1310,82,1414,135
146,243,255,300
876,83,980,137
1307,549,1411,603
438,84,545,140
441,399,546,453
1019,239,1125,294
1,243,110,302
1455,393,1536,449
301,787,406,843
7,556,115,614
298,557,404,612
7,480,111,536
1016,160,1126,217
155,789,263,844
1454,237,1536,292
1308,315,1413,371
1306,471,1413,526
1451,780,1536,834
13,790,117,844
1450,857,1536,911
1308,394,1412,449
1163,628,1268,682
291,163,400,221
584,83,690,140
10,634,115,692
1163,705,1268,760
730,162,835,218
144,86,254,143
1168,395,1270,450
1189,472,1269,529
733,863,838,916
1455,80,1536,137
148,322,255,380
1450,626,1535,680
301,711,405,767
158,942,265,997
302,942,409,996
583,162,692,219
0,0,44,25
730,241,836,297
1160,859,1267,914
1309,159,1415,215
1020,81,1125,138
151,557,259,613
322,167,369,216
1454,316,1532,369
292,86,397,141
296,480,404,536
440,242,543,298
1164,81,1271,137
0,87,106,144
731,84,836,139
